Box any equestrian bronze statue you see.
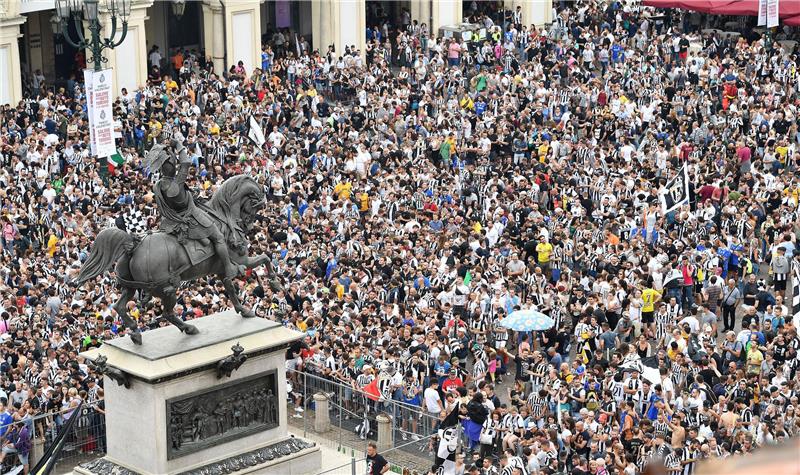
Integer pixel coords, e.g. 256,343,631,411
75,137,276,344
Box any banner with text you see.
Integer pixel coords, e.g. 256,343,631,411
758,0,768,25
83,69,96,156
85,68,117,158
767,0,779,28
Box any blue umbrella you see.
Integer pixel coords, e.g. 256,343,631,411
500,309,555,332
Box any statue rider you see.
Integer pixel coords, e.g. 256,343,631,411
145,134,240,280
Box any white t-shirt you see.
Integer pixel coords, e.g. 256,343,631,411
424,387,441,413
149,51,162,67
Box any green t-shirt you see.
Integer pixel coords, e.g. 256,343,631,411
475,75,487,92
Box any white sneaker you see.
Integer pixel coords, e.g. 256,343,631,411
295,407,304,413
292,414,303,419
402,433,408,441
412,434,420,441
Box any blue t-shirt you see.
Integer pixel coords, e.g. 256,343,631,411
611,44,623,62
434,361,451,384
0,411,13,435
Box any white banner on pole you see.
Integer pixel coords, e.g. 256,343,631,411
83,69,97,156
767,0,779,28
89,68,117,158
758,0,768,26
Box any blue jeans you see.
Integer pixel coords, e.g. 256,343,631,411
682,285,695,310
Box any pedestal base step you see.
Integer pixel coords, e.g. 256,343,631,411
73,437,320,475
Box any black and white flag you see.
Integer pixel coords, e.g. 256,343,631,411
433,426,459,475
659,164,690,214
247,115,266,149
120,208,149,236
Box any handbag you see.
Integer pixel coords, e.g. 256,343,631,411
479,431,493,445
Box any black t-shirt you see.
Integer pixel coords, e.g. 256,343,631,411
366,453,388,475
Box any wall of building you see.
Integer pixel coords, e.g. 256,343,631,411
0,0,554,105
144,0,167,59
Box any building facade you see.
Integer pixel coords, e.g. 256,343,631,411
0,0,552,104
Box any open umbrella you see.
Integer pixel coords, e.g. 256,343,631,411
500,309,555,332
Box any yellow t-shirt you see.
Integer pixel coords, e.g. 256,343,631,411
783,187,799,206
776,145,789,163
641,288,661,312
334,182,352,200
536,242,553,263
746,348,763,374
537,143,549,163
47,234,59,257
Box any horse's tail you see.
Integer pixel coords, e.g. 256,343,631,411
75,228,135,285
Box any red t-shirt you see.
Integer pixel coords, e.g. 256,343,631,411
441,377,463,393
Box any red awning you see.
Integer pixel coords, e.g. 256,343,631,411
642,0,732,13
643,0,800,21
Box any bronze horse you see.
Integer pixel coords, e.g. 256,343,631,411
76,175,275,344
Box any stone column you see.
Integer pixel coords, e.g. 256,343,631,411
222,0,262,74
521,0,553,27
331,0,365,59
431,0,463,35
100,0,152,98
313,393,330,433
310,0,366,60
410,0,431,31
0,1,25,105
376,413,392,452
311,0,333,53
202,0,225,74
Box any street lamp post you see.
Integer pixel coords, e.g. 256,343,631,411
55,0,130,183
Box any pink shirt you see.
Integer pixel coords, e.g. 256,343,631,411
737,146,751,163
2,223,14,241
447,42,461,59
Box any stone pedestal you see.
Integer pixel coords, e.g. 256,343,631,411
376,414,392,452
74,311,321,475
313,393,330,433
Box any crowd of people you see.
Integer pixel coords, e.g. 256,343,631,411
0,0,800,474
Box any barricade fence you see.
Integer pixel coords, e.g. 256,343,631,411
3,368,444,474
287,368,445,474
0,403,106,475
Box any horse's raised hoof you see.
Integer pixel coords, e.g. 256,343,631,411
183,325,200,335
240,309,256,319
131,332,143,345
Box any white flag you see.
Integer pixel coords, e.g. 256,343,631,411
247,115,265,148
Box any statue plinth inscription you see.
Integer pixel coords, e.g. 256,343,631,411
167,371,278,460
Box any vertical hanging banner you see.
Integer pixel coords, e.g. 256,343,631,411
767,0,779,28
758,0,768,26
90,68,117,158
83,69,97,156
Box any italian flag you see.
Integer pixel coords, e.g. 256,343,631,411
108,152,125,174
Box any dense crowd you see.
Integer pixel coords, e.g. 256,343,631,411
1,0,800,474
